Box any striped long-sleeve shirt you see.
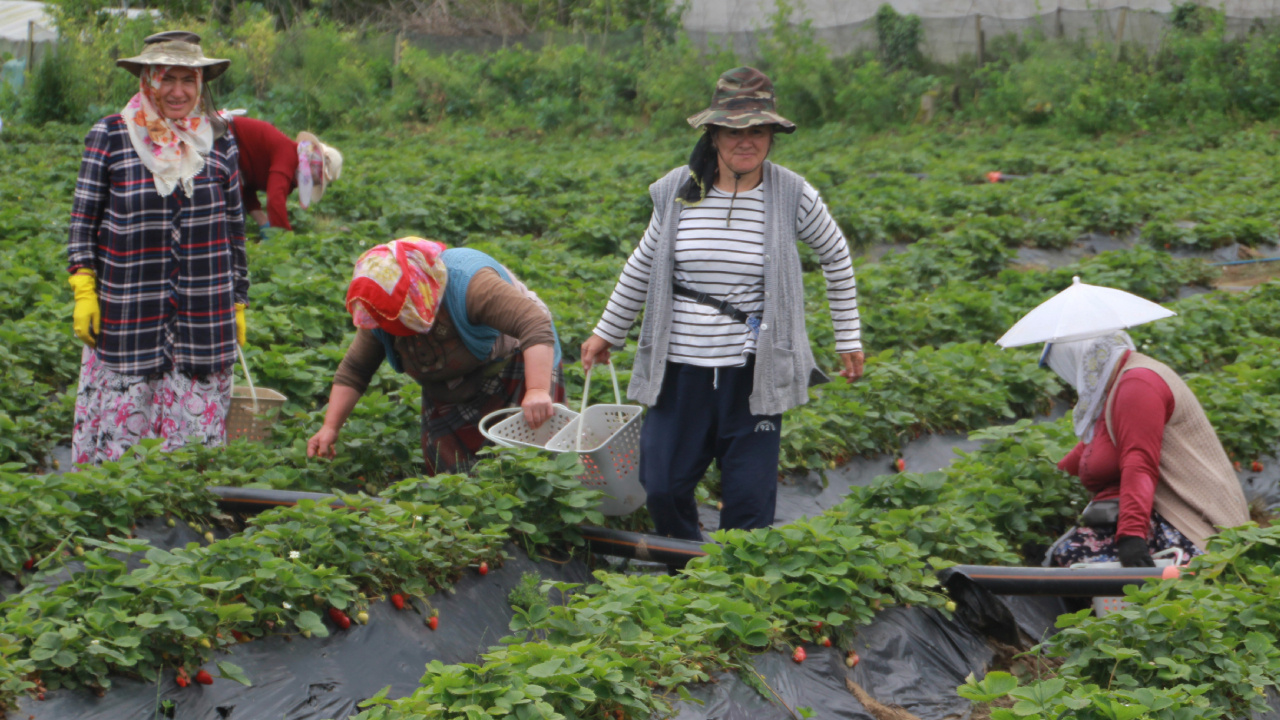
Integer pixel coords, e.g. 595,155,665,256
67,115,249,376
594,182,860,367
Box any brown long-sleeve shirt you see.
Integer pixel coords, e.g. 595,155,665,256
334,268,555,403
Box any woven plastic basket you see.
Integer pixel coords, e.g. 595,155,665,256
226,345,287,443
478,404,579,450
545,361,645,516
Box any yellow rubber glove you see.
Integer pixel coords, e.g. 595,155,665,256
234,303,247,347
68,270,100,347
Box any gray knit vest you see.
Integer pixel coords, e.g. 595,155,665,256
626,161,828,416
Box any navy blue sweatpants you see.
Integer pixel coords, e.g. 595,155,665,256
639,358,782,540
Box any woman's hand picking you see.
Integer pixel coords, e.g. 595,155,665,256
307,426,339,459
839,351,865,383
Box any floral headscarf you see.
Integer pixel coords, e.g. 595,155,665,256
296,140,323,208
122,65,214,198
1043,331,1136,443
345,238,449,337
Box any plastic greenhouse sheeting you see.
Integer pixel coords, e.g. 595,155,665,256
665,596,1075,720
682,0,1280,62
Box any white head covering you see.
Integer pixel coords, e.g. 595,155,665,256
121,65,213,198
1042,331,1135,442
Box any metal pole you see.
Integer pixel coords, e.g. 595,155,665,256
26,20,34,70
1114,7,1128,59
975,14,985,67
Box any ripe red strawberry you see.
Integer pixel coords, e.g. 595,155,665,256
427,615,439,631
23,557,35,570
478,561,489,576
812,621,824,632
37,692,46,701
176,668,190,688
194,670,213,685
895,458,906,473
1234,461,1243,472
1252,461,1264,472
231,630,248,643
329,607,351,630
821,636,832,647
792,647,806,663
391,593,406,610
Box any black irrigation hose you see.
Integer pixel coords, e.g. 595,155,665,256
206,486,708,567
206,485,363,513
578,525,708,568
210,488,1191,583
939,564,1177,597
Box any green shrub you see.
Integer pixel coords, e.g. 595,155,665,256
21,50,77,124
874,4,924,71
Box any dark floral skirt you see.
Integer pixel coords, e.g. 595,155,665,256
1045,510,1202,567
420,351,565,475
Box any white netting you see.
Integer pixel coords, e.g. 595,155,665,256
684,0,1280,61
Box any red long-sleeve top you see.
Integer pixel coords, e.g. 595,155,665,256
230,117,298,231
1057,353,1175,539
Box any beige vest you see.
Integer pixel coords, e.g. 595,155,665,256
1104,353,1250,549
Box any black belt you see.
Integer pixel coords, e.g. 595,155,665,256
672,283,753,324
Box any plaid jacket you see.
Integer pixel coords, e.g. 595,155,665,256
67,115,249,376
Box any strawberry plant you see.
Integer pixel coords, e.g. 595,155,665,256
960,525,1280,719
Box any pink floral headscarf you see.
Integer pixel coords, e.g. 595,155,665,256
345,238,449,337
122,64,213,197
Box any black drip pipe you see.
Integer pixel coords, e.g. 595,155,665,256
209,488,1189,585
206,486,371,514
207,487,707,567
578,525,708,568
940,564,1175,597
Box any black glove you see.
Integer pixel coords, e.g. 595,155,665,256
1117,536,1156,568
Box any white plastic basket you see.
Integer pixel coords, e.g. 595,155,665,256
1072,548,1187,617
545,361,646,517
478,403,579,451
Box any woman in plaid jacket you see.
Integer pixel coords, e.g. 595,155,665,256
65,31,249,465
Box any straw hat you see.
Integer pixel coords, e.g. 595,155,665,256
296,131,343,206
686,66,796,134
116,31,230,81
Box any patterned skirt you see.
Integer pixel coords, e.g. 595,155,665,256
420,351,565,475
1045,509,1203,567
70,347,232,466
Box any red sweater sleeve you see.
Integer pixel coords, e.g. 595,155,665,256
265,168,293,231
1058,442,1084,476
1110,368,1174,539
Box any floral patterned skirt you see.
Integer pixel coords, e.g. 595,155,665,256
70,347,232,466
1045,509,1203,567
420,351,565,476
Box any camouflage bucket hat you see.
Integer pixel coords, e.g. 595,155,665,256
117,31,230,81
686,66,796,133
